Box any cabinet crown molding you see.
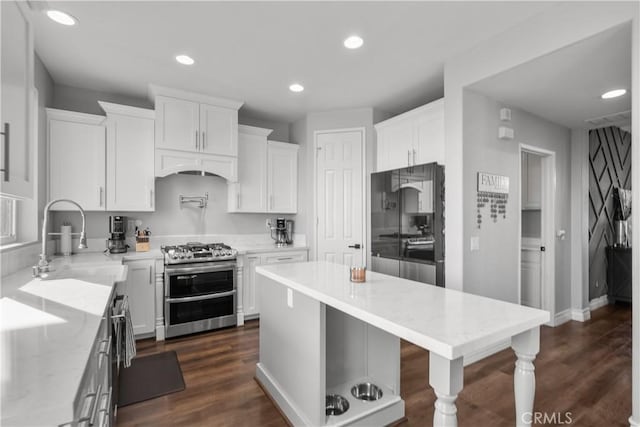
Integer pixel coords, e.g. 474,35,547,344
374,97,444,130
239,124,273,137
46,108,106,125
98,101,154,119
148,84,244,110
268,140,299,150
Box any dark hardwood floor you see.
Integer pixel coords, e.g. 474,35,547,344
116,304,631,427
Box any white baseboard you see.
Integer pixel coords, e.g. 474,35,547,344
463,339,510,366
589,295,609,311
553,309,572,326
571,307,591,322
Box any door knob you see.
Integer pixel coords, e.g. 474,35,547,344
348,244,361,249
540,246,546,252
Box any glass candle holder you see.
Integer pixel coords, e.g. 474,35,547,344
350,266,366,283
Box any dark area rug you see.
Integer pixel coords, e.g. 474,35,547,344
118,350,185,407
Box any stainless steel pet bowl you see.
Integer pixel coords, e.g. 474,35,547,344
326,394,350,416
351,382,383,401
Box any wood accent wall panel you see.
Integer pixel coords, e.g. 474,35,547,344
588,126,631,300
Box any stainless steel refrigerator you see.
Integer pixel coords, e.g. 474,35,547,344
370,162,444,286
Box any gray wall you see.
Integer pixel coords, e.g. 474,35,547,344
50,84,293,238
463,89,571,312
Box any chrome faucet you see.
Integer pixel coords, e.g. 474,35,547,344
33,199,88,277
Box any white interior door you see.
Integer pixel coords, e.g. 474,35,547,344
316,129,364,266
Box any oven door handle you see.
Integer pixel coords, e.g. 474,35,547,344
166,290,236,303
165,262,237,275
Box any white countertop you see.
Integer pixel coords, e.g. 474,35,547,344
233,243,309,255
0,256,127,426
256,261,550,360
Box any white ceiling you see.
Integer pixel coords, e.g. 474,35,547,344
469,22,631,130
26,1,557,123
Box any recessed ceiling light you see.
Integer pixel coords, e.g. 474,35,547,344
344,35,364,49
289,83,304,93
601,89,626,99
46,10,77,26
175,55,195,66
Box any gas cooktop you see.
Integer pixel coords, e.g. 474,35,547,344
160,242,237,264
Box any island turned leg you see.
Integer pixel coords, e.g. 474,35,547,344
429,353,463,427
511,327,540,427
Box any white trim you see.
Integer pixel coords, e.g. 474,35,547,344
98,101,155,119
148,83,244,110
571,307,591,322
238,124,273,137
518,145,556,324
589,295,610,311
313,127,367,264
463,339,510,366
553,309,572,326
45,108,106,125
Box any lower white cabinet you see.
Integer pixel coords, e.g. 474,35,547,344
120,259,156,337
241,249,308,320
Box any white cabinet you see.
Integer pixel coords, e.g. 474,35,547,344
120,259,156,337
267,141,298,213
228,129,299,214
241,249,308,320
522,152,541,210
151,86,243,180
228,125,270,212
47,109,106,211
100,102,155,211
375,98,444,172
521,248,541,308
0,1,35,198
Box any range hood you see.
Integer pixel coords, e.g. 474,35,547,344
155,151,238,182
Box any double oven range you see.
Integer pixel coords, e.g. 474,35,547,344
161,242,238,338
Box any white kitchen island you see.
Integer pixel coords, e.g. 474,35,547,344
255,261,550,427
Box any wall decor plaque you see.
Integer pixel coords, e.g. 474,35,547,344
476,172,509,229
477,172,509,194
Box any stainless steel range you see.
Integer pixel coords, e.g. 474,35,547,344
161,242,238,338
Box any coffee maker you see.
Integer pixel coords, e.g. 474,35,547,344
107,215,128,254
270,218,294,247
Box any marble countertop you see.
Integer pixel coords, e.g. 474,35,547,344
1,256,127,426
256,261,550,360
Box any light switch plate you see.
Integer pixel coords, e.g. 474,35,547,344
470,236,480,251
287,288,293,308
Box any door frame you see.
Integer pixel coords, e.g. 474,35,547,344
313,127,367,263
518,144,556,325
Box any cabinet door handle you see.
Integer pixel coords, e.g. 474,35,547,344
98,186,104,207
150,189,154,208
413,149,416,165
202,131,206,150
236,193,240,209
0,123,9,182
195,130,199,150
277,257,293,261
149,266,153,284
407,150,411,166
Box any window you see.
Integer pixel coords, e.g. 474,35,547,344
0,196,17,245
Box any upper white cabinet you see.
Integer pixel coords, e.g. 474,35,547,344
267,141,298,213
375,98,444,172
228,125,270,212
228,126,298,214
521,152,541,210
151,85,243,180
47,109,106,211
99,102,155,212
0,1,35,199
